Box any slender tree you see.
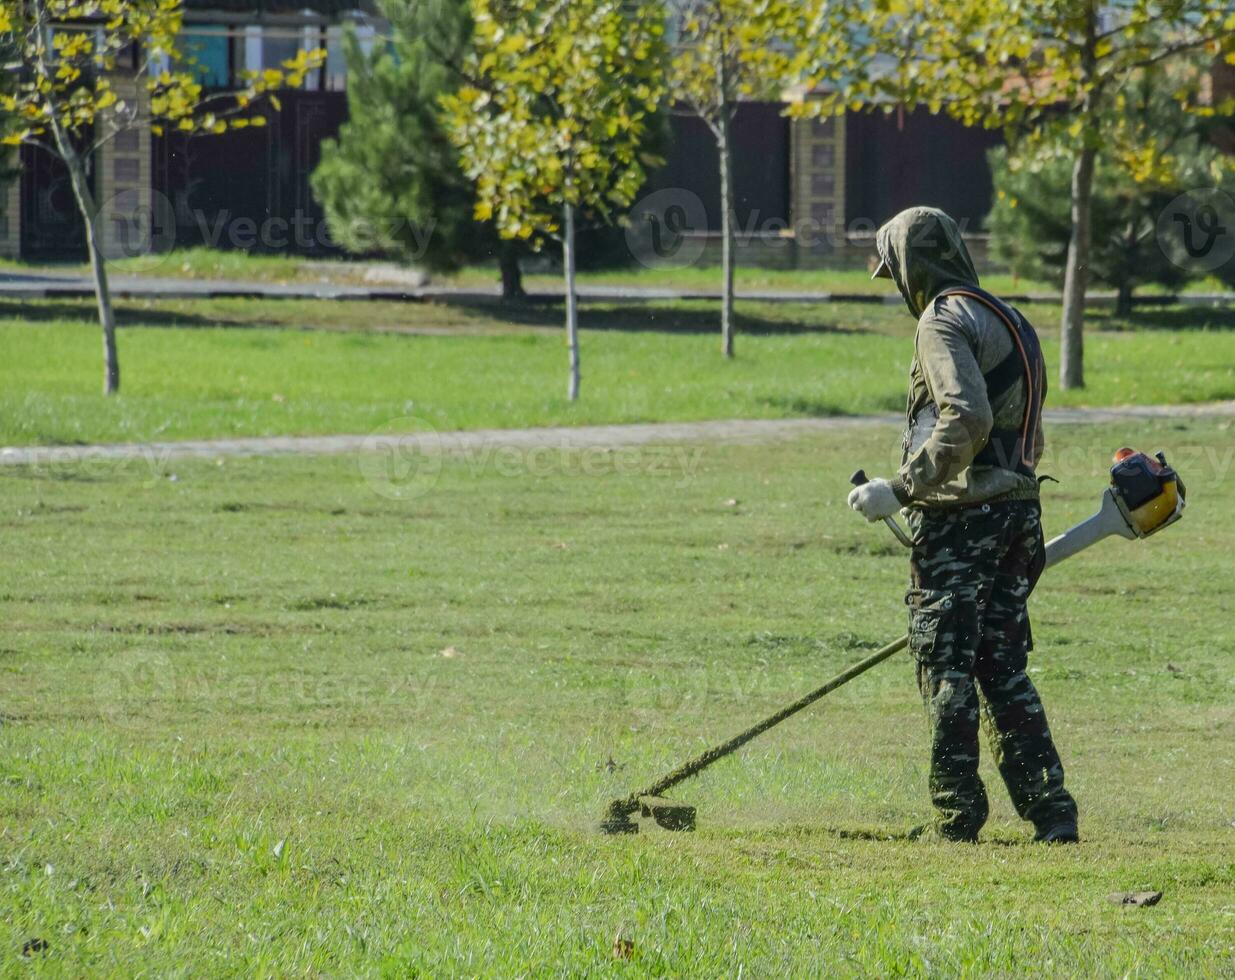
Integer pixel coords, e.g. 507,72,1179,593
0,31,17,218
443,0,666,401
668,0,798,358
0,0,321,393
798,0,1235,389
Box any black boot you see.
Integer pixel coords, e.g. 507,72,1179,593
1034,822,1080,844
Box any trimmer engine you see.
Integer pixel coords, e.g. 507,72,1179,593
1109,448,1185,538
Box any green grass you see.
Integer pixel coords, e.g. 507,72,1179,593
1,248,351,286
496,265,1231,297
2,420,1233,974
6,245,1231,296
3,296,1235,446
441,262,1064,297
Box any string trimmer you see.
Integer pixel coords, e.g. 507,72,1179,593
601,447,1185,833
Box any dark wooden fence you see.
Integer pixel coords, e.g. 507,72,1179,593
844,107,1002,230
20,143,87,261
648,102,792,231
16,92,1001,262
152,90,348,254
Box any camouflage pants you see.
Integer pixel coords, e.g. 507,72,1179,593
906,499,1077,840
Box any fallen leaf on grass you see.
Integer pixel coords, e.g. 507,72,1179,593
1108,890,1163,907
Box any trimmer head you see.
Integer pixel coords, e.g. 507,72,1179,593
600,796,696,834
599,800,639,834
639,796,697,831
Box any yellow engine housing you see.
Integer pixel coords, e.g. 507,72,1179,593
1110,448,1185,539
1127,477,1179,536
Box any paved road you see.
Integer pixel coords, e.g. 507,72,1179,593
3,402,1233,467
3,269,1232,307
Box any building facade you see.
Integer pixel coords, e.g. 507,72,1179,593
2,0,1006,268
2,0,378,262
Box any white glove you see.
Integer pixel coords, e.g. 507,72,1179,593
847,478,901,522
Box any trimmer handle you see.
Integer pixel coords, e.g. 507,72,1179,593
847,467,913,549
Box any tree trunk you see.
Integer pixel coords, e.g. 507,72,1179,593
60,144,119,394
563,202,580,402
1059,143,1095,390
498,240,525,301
1114,217,1137,317
716,113,736,359
83,203,120,395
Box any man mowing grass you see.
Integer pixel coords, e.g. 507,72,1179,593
847,206,1079,844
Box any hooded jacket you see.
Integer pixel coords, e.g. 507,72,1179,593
874,207,1044,508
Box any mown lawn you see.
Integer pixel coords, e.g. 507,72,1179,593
5,248,1059,295
439,262,1230,298
14,246,1229,296
2,420,1232,974
3,296,1235,446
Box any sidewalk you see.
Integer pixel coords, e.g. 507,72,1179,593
2,269,1232,307
4,402,1233,466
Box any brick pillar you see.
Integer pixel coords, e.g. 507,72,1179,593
0,166,20,259
97,71,153,259
790,109,846,269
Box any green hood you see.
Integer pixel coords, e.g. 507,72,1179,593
874,207,979,318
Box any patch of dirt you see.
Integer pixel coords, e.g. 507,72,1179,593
830,631,884,651
102,621,316,637
829,540,905,558
286,595,374,612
